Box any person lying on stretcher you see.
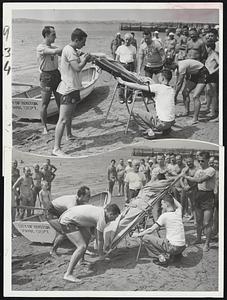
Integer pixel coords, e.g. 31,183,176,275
117,69,175,139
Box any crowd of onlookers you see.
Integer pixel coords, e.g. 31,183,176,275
107,150,219,251
11,159,57,220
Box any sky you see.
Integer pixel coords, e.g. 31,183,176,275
12,8,219,23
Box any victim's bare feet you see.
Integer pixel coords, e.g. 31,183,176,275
63,273,82,283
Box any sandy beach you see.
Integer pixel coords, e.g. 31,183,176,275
11,145,219,292
12,68,219,158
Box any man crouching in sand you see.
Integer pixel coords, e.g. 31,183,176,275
134,194,186,267
117,69,175,139
59,203,120,282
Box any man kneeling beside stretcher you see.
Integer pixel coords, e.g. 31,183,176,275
117,69,175,139
134,194,186,267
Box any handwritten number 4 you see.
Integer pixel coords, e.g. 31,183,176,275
4,61,11,75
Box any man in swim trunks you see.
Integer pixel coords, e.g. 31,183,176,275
172,58,209,124
53,28,91,157
137,30,165,80
13,167,34,219
41,163,56,191
32,164,43,209
37,26,62,134
59,203,120,282
183,151,215,252
45,158,57,173
116,159,126,196
48,186,91,256
12,160,20,218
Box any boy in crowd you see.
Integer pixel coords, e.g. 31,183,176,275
107,159,117,195
116,159,126,196
183,151,216,251
117,69,175,139
59,203,121,282
135,194,186,267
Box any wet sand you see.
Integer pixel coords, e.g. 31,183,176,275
12,69,219,157
11,147,219,292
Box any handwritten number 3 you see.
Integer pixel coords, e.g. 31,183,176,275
4,47,11,57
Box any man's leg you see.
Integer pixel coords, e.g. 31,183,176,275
193,207,203,244
40,90,52,134
54,103,74,154
64,229,87,282
192,83,206,122
181,80,197,116
132,110,154,131
50,233,67,256
203,209,213,251
142,234,168,259
53,90,61,111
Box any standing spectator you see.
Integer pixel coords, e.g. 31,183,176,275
110,32,124,60
107,159,117,195
12,160,20,218
39,180,52,211
131,32,137,50
41,163,56,191
146,159,154,183
204,42,219,120
180,156,198,222
186,28,207,63
45,158,57,173
124,159,146,203
37,26,62,134
13,167,34,219
167,153,178,174
125,159,133,174
116,159,126,196
183,151,216,252
32,164,43,209
137,30,165,80
164,32,177,62
176,26,189,61
115,33,137,104
212,157,219,237
152,31,163,45
172,154,185,202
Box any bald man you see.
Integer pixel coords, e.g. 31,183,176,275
115,33,137,103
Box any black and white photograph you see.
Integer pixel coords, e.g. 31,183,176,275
2,2,223,297
9,139,222,294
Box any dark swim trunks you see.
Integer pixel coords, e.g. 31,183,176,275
60,90,81,105
194,190,214,210
40,69,61,92
188,66,209,84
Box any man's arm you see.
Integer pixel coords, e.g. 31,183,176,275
12,177,22,191
117,77,150,92
124,181,129,202
50,172,56,182
40,46,62,56
174,73,185,99
69,53,91,72
51,164,57,173
137,223,159,237
137,49,144,74
184,174,211,183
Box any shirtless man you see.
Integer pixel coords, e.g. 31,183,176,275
164,32,177,61
37,26,62,134
48,186,91,257
173,58,209,124
41,163,56,191
107,160,117,195
13,167,34,219
116,159,125,196
12,160,20,217
59,203,120,282
45,158,57,173
186,28,207,63
176,26,189,61
32,164,43,209
180,156,198,221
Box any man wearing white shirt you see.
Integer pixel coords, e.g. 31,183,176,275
53,28,91,157
135,194,186,267
118,69,175,139
116,33,137,103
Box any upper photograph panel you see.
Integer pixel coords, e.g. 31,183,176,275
11,6,220,157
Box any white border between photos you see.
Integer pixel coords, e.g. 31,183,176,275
3,2,224,298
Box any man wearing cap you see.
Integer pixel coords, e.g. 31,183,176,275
124,159,146,203
152,31,163,46
111,33,124,60
13,167,34,219
125,159,133,174
137,30,165,79
116,33,137,103
164,32,177,62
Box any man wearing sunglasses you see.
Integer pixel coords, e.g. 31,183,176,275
183,151,216,252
